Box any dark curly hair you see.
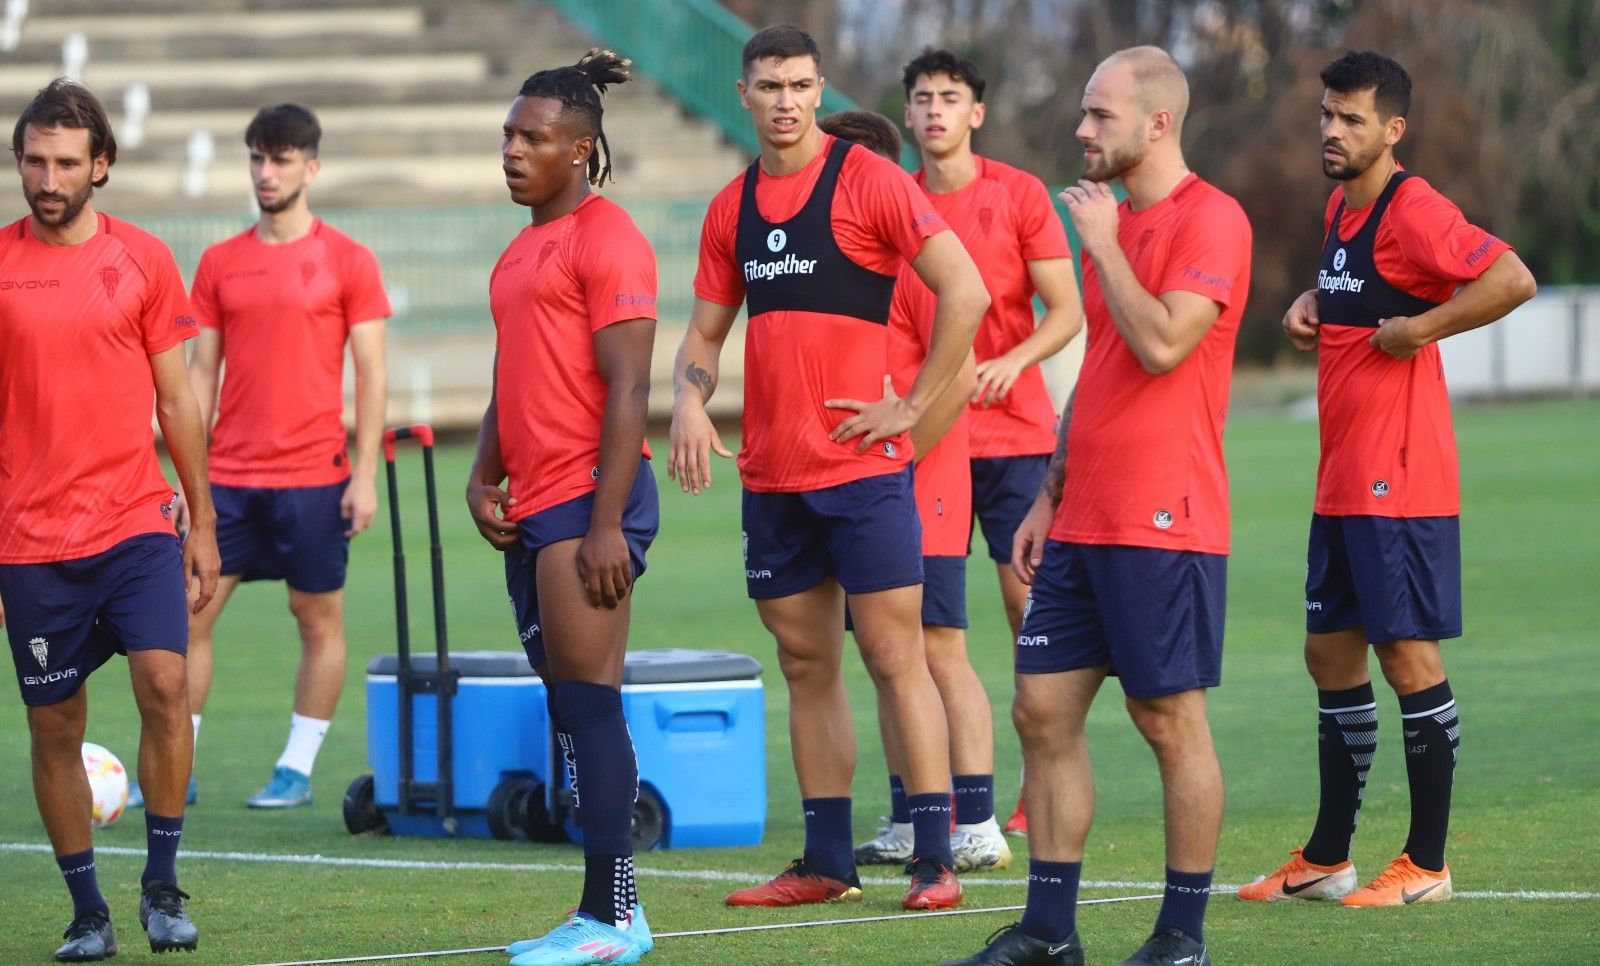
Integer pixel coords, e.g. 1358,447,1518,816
518,48,633,187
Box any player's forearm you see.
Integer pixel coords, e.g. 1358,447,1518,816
157,393,216,529
1411,252,1537,346
1093,245,1184,373
904,278,986,417
1009,299,1083,369
469,397,507,489
350,363,386,482
187,369,219,441
910,353,976,460
1042,386,1076,508
672,328,723,409
591,370,651,529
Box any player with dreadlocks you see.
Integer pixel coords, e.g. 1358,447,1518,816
468,49,660,966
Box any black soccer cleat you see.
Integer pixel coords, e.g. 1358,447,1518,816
942,923,1084,965
54,910,116,962
1120,927,1211,966
139,881,198,953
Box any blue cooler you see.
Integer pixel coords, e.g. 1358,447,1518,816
362,650,548,839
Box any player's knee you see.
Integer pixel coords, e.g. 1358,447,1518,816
27,703,85,749
1011,689,1059,746
1126,697,1196,753
136,662,189,711
775,643,836,688
857,642,918,686
1304,640,1366,689
1375,644,1444,695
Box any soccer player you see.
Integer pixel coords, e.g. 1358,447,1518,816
466,50,658,965
817,111,1001,874
0,77,219,961
945,47,1250,966
898,46,1084,847
171,103,390,810
670,25,989,911
1237,51,1535,909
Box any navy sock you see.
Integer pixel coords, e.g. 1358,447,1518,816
551,681,639,919
1018,859,1080,943
801,797,854,880
906,792,954,866
953,774,994,825
888,774,910,824
1303,682,1377,865
578,854,635,928
142,812,183,887
57,849,108,917
1399,680,1458,872
1155,867,1213,942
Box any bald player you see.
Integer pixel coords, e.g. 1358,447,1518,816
943,48,1250,966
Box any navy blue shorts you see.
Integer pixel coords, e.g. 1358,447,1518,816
1015,540,1226,698
971,455,1047,563
215,481,350,593
1305,514,1462,644
742,467,923,600
0,534,188,706
845,554,967,632
505,457,658,668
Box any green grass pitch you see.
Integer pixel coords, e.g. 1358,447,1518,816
0,400,1595,964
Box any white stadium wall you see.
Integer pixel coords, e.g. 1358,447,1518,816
1440,286,1600,398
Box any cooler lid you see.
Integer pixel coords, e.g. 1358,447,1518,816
622,648,763,685
367,650,536,678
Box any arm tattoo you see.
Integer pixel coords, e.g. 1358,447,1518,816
1044,387,1076,507
684,361,715,402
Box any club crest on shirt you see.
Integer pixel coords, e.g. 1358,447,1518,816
537,240,560,271
978,207,995,237
300,261,317,285
160,491,178,520
99,266,119,300
1371,480,1390,498
883,441,897,458
935,498,944,517
1153,509,1174,530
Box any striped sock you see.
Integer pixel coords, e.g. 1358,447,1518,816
1400,680,1458,872
1303,682,1377,866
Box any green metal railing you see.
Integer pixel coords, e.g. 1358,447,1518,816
133,199,709,336
542,0,920,169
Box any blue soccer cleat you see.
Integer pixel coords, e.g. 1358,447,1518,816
128,777,197,809
54,910,116,962
246,766,311,809
139,881,198,953
506,911,651,965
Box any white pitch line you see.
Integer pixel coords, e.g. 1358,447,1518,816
240,895,1164,966
4,842,1596,901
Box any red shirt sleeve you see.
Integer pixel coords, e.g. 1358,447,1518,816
1157,192,1252,309
692,180,746,307
834,149,947,274
191,248,222,331
339,242,392,327
1383,178,1510,285
577,207,659,332
1010,171,1072,262
140,243,198,354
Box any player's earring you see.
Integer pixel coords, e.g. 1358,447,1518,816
572,159,581,165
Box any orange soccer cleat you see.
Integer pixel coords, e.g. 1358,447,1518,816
1236,848,1357,902
725,858,864,907
1341,854,1452,907
902,857,963,910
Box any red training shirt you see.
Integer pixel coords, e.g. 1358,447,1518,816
190,219,391,488
492,195,656,520
1053,174,1253,555
0,213,197,563
694,135,948,492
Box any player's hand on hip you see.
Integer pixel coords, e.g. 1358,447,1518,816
1011,495,1054,586
1370,315,1425,360
341,476,379,537
1059,180,1120,260
973,352,1026,407
668,402,732,495
466,483,520,551
826,375,915,452
184,522,221,614
577,528,633,609
1283,288,1322,351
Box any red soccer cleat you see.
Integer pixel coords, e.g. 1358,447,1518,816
902,857,962,910
725,858,864,907
1002,793,1028,837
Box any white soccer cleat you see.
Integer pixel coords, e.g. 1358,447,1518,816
950,817,1012,873
854,819,914,865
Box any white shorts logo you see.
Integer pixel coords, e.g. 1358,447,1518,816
766,228,787,253
1333,247,1347,271
1153,509,1174,530
29,636,49,669
1371,480,1390,498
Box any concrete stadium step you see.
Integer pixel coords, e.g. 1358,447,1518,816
0,54,491,100
25,0,394,13
16,7,424,45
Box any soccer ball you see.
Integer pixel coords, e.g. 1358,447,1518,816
82,743,128,828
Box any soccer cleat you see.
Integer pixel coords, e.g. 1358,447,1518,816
139,881,198,953
1236,847,1357,901
506,914,649,965
507,904,653,959
128,777,198,809
1003,795,1028,837
724,858,863,907
1341,853,1452,907
854,818,914,865
246,766,312,809
1119,927,1210,966
903,856,962,910
940,923,1083,965
54,910,116,962
951,817,1013,873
